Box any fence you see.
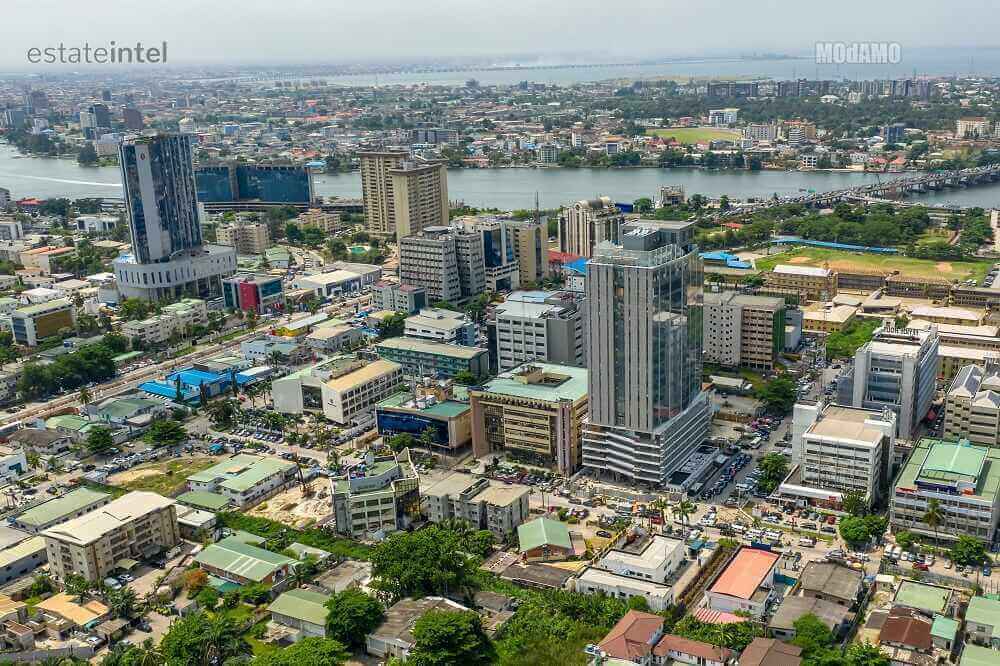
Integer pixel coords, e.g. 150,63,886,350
0,645,95,663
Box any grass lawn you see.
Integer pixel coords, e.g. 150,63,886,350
117,457,219,496
915,228,954,245
756,246,992,283
826,318,880,360
645,127,742,144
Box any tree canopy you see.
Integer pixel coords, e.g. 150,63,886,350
324,589,384,650
409,610,495,666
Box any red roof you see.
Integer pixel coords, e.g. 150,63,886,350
654,634,734,661
597,610,663,661
548,250,582,265
709,548,780,600
880,607,932,651
693,608,745,624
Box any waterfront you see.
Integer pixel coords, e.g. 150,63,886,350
2,143,1000,210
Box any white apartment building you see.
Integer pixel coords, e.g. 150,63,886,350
743,123,778,142
272,356,404,425
121,298,208,346
404,308,477,346
492,291,585,370
575,533,686,611
186,454,298,508
957,117,991,138
945,364,1000,447
781,403,895,509
708,108,740,125
422,474,531,539
42,491,180,582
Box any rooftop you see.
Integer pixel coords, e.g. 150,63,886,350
376,391,471,419
769,596,850,632
739,638,803,666
194,537,295,582
797,561,863,601
476,362,588,403
517,517,572,553
805,406,891,448
597,610,664,661
176,490,232,511
268,588,331,627
709,547,780,600
16,487,109,528
42,492,175,546
36,593,108,628
13,298,72,316
896,439,1000,503
773,264,832,277
0,536,45,571
325,359,401,392
601,535,685,572
966,595,1000,630
376,336,487,360
893,580,952,615
961,644,999,666
370,597,468,647
187,454,295,493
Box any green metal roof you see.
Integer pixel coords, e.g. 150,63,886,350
931,614,960,640
176,491,232,511
894,581,951,615
187,454,295,493
895,439,1000,502
376,337,487,360
517,517,572,553
920,440,987,482
961,645,999,666
966,596,1000,630
478,362,588,403
377,391,471,419
96,397,160,419
194,537,295,582
45,414,90,432
287,542,331,560
268,588,331,626
16,488,109,528
14,298,71,316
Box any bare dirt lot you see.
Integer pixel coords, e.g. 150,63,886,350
247,482,333,529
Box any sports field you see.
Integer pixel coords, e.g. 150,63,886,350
755,246,992,283
646,127,742,144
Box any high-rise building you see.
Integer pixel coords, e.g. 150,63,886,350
454,216,520,292
195,164,313,204
398,226,484,304
944,363,1000,447
558,197,625,258
842,323,940,441
507,219,548,284
360,152,448,239
582,221,710,487
113,133,237,301
89,103,111,129
703,291,786,371
122,107,143,130
490,291,585,371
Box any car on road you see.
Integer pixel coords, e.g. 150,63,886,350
596,530,612,538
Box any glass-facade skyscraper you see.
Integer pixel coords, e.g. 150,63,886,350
582,220,710,488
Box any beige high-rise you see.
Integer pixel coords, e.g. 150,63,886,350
558,197,624,258
216,221,271,255
360,152,448,240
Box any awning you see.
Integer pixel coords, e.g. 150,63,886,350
115,558,139,571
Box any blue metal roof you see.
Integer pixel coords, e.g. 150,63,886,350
565,258,588,275
167,369,227,387
139,380,198,400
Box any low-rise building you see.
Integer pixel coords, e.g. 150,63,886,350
365,597,470,661
422,474,530,539
222,274,284,314
591,609,665,666
965,595,1000,648
739,639,802,666
704,547,780,617
35,593,109,631
802,304,858,333
272,355,404,425
945,363,1000,447
331,449,420,538
186,454,298,509
14,488,111,534
375,380,472,452
121,298,208,347
795,561,863,607
10,298,75,346
890,438,1000,544
0,537,46,586
195,536,296,589
373,282,427,314
375,337,489,380
768,595,851,641
304,324,363,354
7,428,72,457
404,308,477,346
909,305,985,326
576,531,686,611
470,363,588,475
764,264,837,302
517,516,573,561
42,491,180,582
268,587,331,641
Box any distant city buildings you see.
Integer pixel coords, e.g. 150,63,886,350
195,163,313,204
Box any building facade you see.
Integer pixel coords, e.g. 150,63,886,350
703,291,785,371
491,291,585,371
222,274,284,314
422,474,531,539
331,449,420,538
375,337,490,379
582,221,710,488
558,197,625,258
360,152,448,239
272,356,404,425
10,299,76,347
216,221,271,255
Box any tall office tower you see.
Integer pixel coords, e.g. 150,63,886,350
113,133,237,301
122,107,144,130
398,226,485,304
507,219,548,284
558,197,625,258
582,221,710,488
360,151,448,240
89,103,111,129
454,216,520,292
844,323,940,441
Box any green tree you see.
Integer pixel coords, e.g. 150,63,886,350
369,525,479,603
950,535,988,567
756,453,790,494
64,573,91,598
452,370,477,386
791,613,835,660
106,586,138,619
85,426,115,455
387,433,415,453
894,530,917,551
409,610,495,666
923,498,943,543
196,586,220,610
633,197,654,214
77,143,99,166
842,490,867,517
206,399,237,429
846,642,890,666
252,637,349,666
160,611,249,665
378,312,407,338
143,419,188,449
324,589,384,650
119,298,151,322
756,376,797,414
674,499,695,525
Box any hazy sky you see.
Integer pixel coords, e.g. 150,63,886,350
3,0,999,69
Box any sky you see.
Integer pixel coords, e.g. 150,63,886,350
3,0,999,70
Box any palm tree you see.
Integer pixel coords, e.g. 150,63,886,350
129,638,165,666
107,586,137,619
79,386,91,411
924,498,943,544
674,499,695,525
